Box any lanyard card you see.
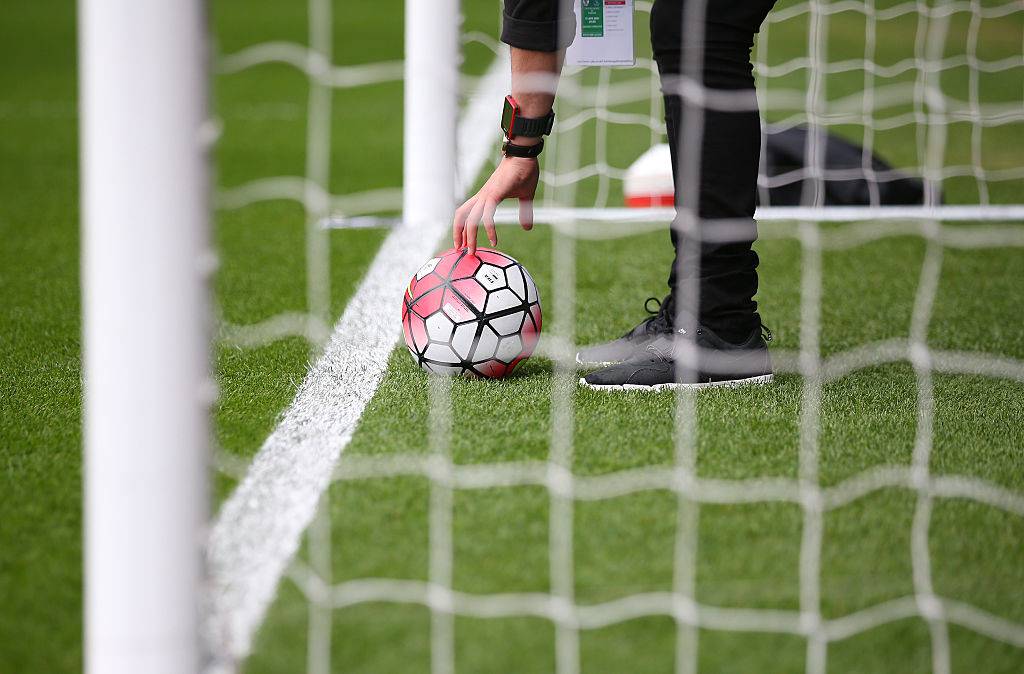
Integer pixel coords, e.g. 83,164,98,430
565,0,635,67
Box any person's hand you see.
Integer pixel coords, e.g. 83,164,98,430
453,155,538,255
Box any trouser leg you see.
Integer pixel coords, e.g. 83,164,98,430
651,0,776,342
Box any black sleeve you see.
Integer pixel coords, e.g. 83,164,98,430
502,0,576,52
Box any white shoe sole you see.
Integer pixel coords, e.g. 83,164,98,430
578,373,774,392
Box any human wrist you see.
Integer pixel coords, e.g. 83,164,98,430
508,135,542,147
503,154,538,165
502,137,544,159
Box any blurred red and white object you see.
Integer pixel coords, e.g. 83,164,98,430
623,143,674,208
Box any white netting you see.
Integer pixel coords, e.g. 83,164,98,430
524,0,1024,214
290,218,1024,674
207,1,1024,673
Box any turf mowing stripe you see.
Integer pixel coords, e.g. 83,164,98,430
204,53,508,666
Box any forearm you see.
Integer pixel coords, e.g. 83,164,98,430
512,47,562,117
453,2,571,248
510,47,563,146
502,1,572,144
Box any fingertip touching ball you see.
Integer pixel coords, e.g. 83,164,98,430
402,247,542,378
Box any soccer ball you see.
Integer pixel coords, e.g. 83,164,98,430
402,247,542,378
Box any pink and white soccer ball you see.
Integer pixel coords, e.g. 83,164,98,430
402,247,542,378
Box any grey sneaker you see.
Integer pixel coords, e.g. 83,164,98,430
575,296,673,366
579,323,773,391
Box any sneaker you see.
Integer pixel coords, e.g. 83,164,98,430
579,323,773,391
575,296,674,366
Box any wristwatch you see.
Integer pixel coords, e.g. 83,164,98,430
501,95,554,141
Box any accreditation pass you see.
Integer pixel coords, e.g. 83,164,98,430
565,0,635,67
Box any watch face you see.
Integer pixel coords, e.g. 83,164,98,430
501,95,517,138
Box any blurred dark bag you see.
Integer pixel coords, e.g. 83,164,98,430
760,125,934,206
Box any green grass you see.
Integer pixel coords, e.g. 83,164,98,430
243,226,1024,673
0,3,83,671
2,0,1023,673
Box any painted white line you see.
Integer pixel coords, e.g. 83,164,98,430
204,221,441,666
204,53,508,668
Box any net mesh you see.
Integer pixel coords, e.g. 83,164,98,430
526,0,1024,213
210,0,1024,672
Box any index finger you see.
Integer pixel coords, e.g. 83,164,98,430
464,198,486,256
452,197,476,249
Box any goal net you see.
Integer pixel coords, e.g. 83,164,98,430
501,0,1024,224
200,1,1024,673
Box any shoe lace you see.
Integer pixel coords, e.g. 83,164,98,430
760,322,774,342
623,296,673,338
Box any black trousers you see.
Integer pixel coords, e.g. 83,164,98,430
650,0,777,342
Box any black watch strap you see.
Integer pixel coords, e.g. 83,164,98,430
512,111,555,138
502,138,544,158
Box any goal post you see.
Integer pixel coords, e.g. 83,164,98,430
80,1,211,673
403,0,460,227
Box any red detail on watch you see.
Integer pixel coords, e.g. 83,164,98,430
504,95,518,140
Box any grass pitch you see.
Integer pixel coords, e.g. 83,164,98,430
1,0,1022,673
242,227,1024,674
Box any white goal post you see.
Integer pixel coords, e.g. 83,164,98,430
80,1,211,673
